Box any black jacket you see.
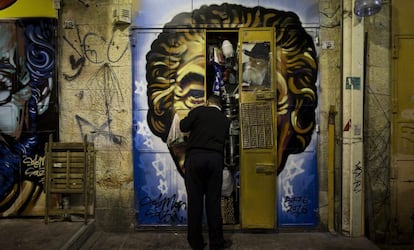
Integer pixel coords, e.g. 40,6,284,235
180,105,230,154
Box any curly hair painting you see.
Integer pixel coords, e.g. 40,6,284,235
145,3,318,176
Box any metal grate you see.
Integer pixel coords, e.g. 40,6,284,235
240,102,273,149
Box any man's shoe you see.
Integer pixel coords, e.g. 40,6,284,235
222,239,232,249
211,239,232,250
191,242,207,250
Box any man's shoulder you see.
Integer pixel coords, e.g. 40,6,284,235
190,105,207,113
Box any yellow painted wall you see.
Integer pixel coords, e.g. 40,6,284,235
0,0,56,18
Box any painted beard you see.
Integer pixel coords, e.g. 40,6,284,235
242,62,268,86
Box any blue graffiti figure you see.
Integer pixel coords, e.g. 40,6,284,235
0,19,55,214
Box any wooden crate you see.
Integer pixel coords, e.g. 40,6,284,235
44,135,95,224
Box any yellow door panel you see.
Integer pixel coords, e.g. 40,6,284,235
239,27,277,229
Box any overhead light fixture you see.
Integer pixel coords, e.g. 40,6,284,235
354,0,382,17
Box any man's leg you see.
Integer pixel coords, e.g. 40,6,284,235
185,155,206,249
205,153,225,249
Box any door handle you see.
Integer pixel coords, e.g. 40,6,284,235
255,164,275,174
255,91,274,100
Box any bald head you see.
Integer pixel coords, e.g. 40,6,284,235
207,95,222,108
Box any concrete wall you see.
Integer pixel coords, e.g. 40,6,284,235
364,3,391,240
318,0,342,231
59,0,134,231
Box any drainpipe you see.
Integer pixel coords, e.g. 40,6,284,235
328,105,337,233
342,0,365,237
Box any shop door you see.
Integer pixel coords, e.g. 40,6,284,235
391,35,414,242
238,28,277,229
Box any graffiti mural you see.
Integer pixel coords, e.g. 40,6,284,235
132,0,319,226
0,19,57,216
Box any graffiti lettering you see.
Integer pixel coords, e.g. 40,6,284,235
23,154,46,184
353,161,362,193
284,196,309,217
63,26,128,81
140,194,186,224
83,32,106,64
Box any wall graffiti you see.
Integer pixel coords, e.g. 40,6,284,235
135,152,187,224
76,63,125,146
140,193,186,224
63,25,128,145
75,114,124,145
23,154,46,184
283,196,309,217
63,26,129,81
353,161,363,193
0,19,57,216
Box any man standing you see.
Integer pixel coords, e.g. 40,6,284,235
180,95,231,250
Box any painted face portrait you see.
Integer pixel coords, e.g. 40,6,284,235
0,23,30,206
242,43,271,87
146,4,318,177
0,24,31,140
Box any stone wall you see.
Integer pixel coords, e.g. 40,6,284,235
318,0,342,230
59,0,134,231
364,3,391,240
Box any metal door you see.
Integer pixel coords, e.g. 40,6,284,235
238,27,277,229
391,35,414,242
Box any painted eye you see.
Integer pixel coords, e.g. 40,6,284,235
187,89,204,98
179,73,204,98
250,59,266,66
0,69,14,105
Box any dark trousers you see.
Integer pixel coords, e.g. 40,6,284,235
184,150,225,250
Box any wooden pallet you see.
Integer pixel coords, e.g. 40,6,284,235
44,135,95,224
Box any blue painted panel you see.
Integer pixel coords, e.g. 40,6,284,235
134,151,187,225
277,132,319,227
131,28,189,225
